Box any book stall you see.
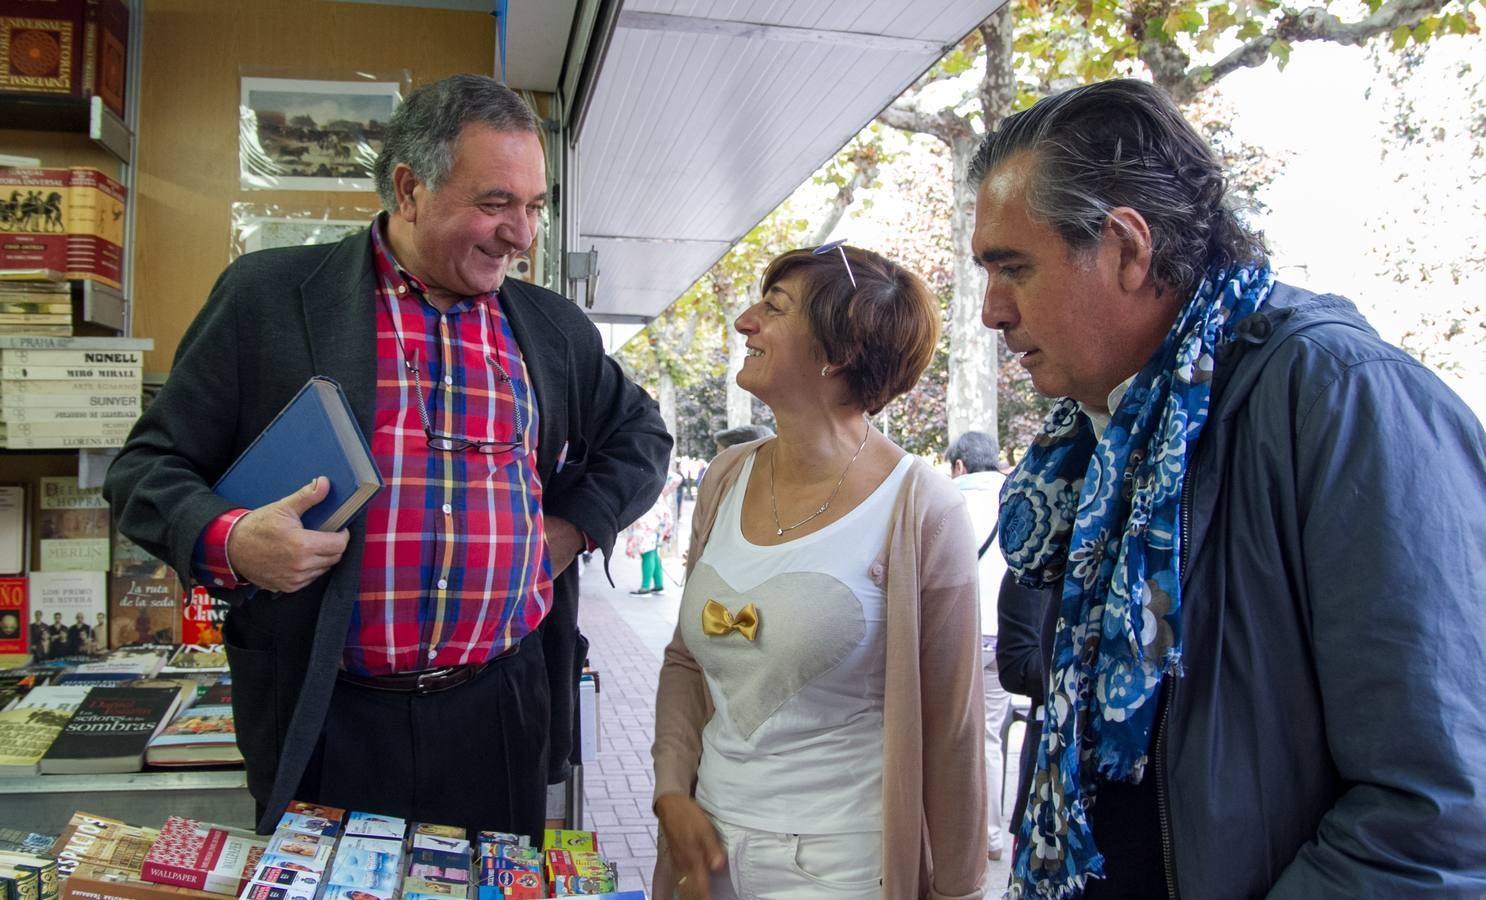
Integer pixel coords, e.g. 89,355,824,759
0,804,644,900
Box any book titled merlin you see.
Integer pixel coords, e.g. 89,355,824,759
0,0,129,118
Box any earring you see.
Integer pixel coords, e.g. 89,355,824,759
821,365,832,377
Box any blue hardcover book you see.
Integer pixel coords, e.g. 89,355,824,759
213,377,383,532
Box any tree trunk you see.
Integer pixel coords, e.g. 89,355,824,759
725,286,755,427
657,368,677,443
946,134,999,443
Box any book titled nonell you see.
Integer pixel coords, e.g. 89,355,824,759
140,818,267,896
212,377,382,533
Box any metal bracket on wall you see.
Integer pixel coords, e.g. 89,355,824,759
566,248,600,309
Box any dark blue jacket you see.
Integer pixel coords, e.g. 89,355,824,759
1159,283,1486,896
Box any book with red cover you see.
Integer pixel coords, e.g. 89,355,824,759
138,819,266,897
0,575,25,661
61,864,222,900
0,0,129,117
180,587,225,645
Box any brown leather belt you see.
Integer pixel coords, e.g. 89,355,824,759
337,641,521,694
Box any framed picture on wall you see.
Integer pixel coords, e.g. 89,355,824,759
240,77,401,191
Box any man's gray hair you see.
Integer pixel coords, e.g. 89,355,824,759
373,74,540,211
714,424,774,449
968,78,1266,296
946,430,999,474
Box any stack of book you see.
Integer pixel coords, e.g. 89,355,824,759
0,278,72,336
0,167,127,290
0,335,150,449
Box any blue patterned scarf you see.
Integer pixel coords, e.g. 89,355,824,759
1001,264,1274,898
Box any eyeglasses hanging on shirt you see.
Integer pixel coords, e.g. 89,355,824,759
387,311,528,454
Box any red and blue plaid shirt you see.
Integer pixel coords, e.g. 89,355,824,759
197,218,551,674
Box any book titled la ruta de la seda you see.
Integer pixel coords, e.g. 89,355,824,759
138,818,266,897
212,377,382,533
37,685,185,774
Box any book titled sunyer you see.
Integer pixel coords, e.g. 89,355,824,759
213,377,382,533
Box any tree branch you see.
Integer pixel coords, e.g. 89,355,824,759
1153,0,1453,101
878,101,973,146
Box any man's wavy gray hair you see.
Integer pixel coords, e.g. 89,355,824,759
969,79,1266,296
373,74,540,211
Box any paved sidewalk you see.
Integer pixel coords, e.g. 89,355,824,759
574,505,1019,896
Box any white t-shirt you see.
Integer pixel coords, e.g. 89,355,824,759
955,469,1006,638
686,451,913,835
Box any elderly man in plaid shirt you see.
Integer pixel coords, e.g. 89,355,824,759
106,75,671,838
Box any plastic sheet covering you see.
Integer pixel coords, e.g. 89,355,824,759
230,203,378,262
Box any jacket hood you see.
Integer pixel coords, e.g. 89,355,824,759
1210,282,1378,421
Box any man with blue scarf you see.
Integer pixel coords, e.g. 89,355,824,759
972,79,1486,899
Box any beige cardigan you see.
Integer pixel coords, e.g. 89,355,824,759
650,440,988,899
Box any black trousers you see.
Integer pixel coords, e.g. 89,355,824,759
293,630,551,840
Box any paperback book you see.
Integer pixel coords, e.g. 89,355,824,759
51,812,161,881
0,575,25,665
37,478,109,572
181,589,226,646
108,573,181,647
0,705,71,775
38,685,185,774
143,701,239,767
0,485,23,575
28,570,106,659
139,818,267,896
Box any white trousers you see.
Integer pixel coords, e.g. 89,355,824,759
705,816,883,900
984,638,1010,854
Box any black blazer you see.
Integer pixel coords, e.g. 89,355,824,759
105,227,672,831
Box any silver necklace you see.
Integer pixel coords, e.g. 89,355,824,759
768,422,872,536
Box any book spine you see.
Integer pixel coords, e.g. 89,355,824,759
3,420,134,438
5,387,138,408
61,873,206,900
0,304,71,315
0,336,150,351
0,350,143,366
0,407,138,423
0,366,140,381
3,433,126,450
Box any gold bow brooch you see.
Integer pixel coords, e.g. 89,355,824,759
701,599,760,641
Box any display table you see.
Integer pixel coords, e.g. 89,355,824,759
0,770,254,833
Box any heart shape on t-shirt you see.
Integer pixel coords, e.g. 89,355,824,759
683,563,866,739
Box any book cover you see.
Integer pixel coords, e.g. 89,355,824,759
59,864,222,900
0,167,124,289
50,814,161,881
108,572,181,647
37,477,109,572
0,574,25,663
38,685,182,774
28,570,105,658
0,850,58,900
180,588,225,646
139,818,266,896
159,644,226,674
0,485,24,575
9,683,92,713
213,377,382,533
142,702,239,767
0,704,70,774
0,0,129,117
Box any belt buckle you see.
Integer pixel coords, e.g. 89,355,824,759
413,666,457,694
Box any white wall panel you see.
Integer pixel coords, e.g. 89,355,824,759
574,0,1001,322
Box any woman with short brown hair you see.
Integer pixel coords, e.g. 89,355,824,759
651,244,987,900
